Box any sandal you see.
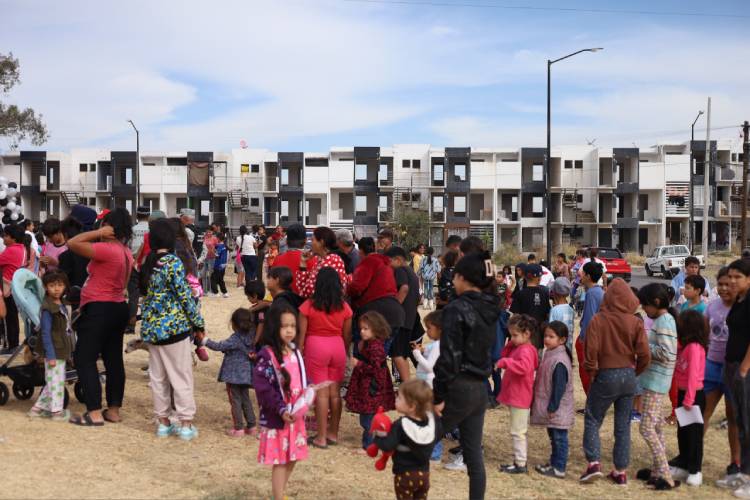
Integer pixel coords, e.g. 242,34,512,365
102,409,121,423
326,438,338,446
69,412,104,427
307,437,328,449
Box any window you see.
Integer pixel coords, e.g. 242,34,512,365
532,163,543,181
176,198,188,211
250,198,259,207
577,194,583,203
79,163,88,172
89,163,96,172
402,159,411,169
379,195,388,211
355,195,367,213
167,157,187,166
48,197,58,215
143,163,155,167
241,164,250,173
454,163,466,181
48,167,55,184
88,197,96,206
454,196,466,214
125,199,133,215
433,164,444,182
511,196,518,214
251,164,260,174
355,163,368,181
433,196,444,212
575,160,583,169
281,168,289,186
125,168,133,185
532,196,543,215
413,159,421,169
281,200,289,217
379,164,388,180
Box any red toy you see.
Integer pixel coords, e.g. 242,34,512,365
365,406,393,470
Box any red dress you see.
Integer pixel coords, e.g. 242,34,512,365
345,339,395,415
297,253,349,298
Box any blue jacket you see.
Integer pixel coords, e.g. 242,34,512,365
213,243,228,271
205,330,254,385
580,285,604,342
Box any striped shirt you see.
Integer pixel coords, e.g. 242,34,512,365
638,313,677,394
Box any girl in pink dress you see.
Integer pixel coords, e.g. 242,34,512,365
254,303,309,499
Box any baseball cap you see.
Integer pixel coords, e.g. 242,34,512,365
179,208,195,218
136,205,150,217
551,276,572,296
525,264,543,278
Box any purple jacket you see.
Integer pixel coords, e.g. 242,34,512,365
253,346,290,430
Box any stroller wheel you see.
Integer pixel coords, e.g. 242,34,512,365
63,388,70,409
12,383,34,400
74,381,86,404
0,382,8,405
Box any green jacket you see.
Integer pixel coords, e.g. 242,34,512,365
34,297,73,361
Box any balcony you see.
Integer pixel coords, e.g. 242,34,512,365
718,165,743,182
431,206,446,223
616,181,638,194
496,209,519,223
615,217,639,229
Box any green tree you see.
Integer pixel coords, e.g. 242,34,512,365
1,52,48,148
389,202,430,251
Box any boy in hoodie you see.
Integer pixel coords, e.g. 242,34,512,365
210,233,229,297
579,278,651,486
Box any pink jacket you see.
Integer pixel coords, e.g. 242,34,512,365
496,342,538,409
674,342,705,407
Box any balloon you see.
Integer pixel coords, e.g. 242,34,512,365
7,181,17,189
0,199,7,207
10,213,18,221
3,209,10,217
14,205,22,214
0,176,7,185
7,202,16,211
1,216,9,225
16,214,23,223
0,191,7,200
7,187,17,197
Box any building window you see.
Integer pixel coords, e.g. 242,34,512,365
281,200,289,217
176,198,188,211
281,168,289,186
355,195,367,214
125,199,133,215
511,196,518,214
433,196,444,212
532,163,543,181
379,164,388,181
577,194,583,203
143,163,155,167
433,164,444,182
48,167,55,185
251,164,260,173
144,198,160,211
167,157,187,166
241,164,250,173
79,163,88,172
454,163,466,181
564,160,573,169
402,159,411,169
532,196,543,215
454,196,466,215
355,164,368,181
575,160,583,169
379,195,388,211
90,163,96,172
413,159,421,169
250,198,259,207
125,168,133,185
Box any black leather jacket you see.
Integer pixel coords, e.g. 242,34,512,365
433,290,501,404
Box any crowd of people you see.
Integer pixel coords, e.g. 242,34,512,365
2,204,750,499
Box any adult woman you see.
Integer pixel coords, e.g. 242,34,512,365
436,250,458,309
553,252,571,279
299,268,352,448
67,208,133,426
0,224,27,353
503,265,515,292
140,218,205,439
298,227,348,298
236,225,257,281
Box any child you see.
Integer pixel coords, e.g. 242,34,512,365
497,314,539,474
418,247,441,310
549,277,574,352
671,256,711,307
412,310,442,461
245,280,267,336
210,233,229,298
531,321,574,479
28,271,73,421
198,308,257,437
577,261,605,396
253,304,309,500
262,239,279,285
39,218,68,273
636,283,680,490
669,310,708,487
345,311,395,449
680,275,707,315
374,378,442,500
509,264,550,349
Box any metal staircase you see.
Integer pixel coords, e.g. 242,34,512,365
228,190,245,210
562,188,595,223
61,191,80,207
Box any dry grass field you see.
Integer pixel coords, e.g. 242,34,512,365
0,281,736,499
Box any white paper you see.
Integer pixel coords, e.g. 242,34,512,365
675,405,704,427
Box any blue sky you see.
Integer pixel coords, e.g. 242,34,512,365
2,0,748,152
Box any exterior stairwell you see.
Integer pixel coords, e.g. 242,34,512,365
61,191,80,207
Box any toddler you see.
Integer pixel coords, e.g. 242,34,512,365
411,309,442,460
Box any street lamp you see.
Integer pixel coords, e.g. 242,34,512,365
688,110,704,251
127,120,140,214
546,47,602,261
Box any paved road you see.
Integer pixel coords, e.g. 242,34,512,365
627,266,716,290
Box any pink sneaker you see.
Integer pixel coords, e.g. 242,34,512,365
195,346,209,362
226,429,245,437
245,427,258,438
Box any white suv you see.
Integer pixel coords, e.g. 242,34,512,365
645,245,706,278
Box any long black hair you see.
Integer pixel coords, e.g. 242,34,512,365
454,250,494,290
312,267,344,313
677,309,709,350
425,246,434,265
258,303,298,396
102,207,133,244
139,219,176,295
543,320,573,361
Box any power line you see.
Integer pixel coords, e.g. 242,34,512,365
341,0,750,19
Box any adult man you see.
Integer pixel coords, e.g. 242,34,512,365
376,228,394,253
671,256,712,306
385,246,421,382
179,208,202,256
271,223,317,296
127,206,150,332
336,228,361,271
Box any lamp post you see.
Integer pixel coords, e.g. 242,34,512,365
546,47,602,261
127,120,140,215
688,110,704,251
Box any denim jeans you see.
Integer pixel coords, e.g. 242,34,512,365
583,367,636,470
423,280,434,300
431,439,443,461
725,362,750,475
360,413,374,449
547,428,569,472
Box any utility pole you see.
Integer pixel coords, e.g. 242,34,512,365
689,110,704,251
702,98,711,258
741,120,749,250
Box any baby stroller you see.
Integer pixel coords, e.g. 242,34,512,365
0,269,85,407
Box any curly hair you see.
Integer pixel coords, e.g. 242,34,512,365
359,311,391,340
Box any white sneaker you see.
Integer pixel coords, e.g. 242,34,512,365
686,472,702,487
222,293,230,298
719,473,750,490
735,482,750,499
670,466,689,482
443,453,467,472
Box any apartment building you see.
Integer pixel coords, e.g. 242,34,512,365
0,140,746,255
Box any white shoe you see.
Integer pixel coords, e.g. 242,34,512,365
670,466,689,482
443,453,467,472
735,482,750,499
719,473,750,490
222,293,230,298
686,472,702,487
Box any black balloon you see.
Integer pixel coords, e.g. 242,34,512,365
0,198,8,207
3,209,10,217
7,182,17,189
2,216,9,225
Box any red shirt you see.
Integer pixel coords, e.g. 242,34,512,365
297,253,349,299
80,242,133,308
0,243,25,282
299,299,353,337
497,342,539,409
271,250,317,296
347,253,397,308
136,233,151,269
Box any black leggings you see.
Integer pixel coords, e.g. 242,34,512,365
211,269,227,294
4,294,20,349
74,302,130,412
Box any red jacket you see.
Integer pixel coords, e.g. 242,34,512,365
348,253,397,308
497,342,538,409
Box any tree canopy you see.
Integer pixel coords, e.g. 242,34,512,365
0,52,48,149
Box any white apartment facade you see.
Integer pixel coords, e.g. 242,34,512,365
0,140,746,255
